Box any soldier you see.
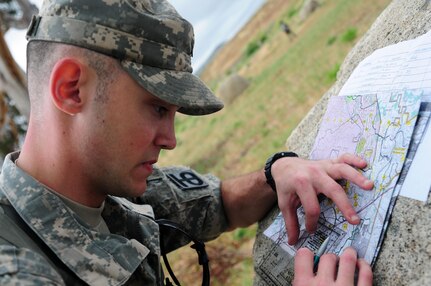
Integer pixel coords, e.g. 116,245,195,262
0,0,373,285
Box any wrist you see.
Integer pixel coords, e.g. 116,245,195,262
264,151,298,192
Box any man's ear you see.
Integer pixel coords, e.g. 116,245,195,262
49,58,87,115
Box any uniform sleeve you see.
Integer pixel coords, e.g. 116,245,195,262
0,245,65,286
140,166,229,251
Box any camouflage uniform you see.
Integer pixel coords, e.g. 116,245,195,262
0,152,228,285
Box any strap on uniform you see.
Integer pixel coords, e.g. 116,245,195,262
156,218,210,286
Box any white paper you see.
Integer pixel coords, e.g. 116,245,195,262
400,108,431,201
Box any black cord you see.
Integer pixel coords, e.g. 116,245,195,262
156,219,210,286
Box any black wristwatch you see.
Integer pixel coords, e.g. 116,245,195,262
264,151,298,192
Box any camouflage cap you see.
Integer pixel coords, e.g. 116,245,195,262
26,0,224,115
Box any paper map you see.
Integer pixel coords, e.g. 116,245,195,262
264,90,421,260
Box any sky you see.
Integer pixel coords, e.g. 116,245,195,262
5,0,266,73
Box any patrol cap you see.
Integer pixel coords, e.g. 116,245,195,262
26,0,224,115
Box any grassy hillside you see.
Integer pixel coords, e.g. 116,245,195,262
159,0,391,284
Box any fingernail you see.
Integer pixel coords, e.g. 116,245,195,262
351,215,360,223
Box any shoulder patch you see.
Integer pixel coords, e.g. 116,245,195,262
167,170,209,191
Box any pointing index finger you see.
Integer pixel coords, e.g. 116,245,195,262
329,157,374,191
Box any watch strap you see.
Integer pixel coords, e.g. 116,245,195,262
264,151,298,192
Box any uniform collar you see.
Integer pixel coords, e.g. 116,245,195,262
0,152,151,286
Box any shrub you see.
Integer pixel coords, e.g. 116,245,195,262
245,40,260,57
327,35,337,45
341,27,357,42
326,63,341,82
244,32,268,58
287,7,298,18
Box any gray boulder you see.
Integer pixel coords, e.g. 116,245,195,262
217,74,249,105
299,0,320,23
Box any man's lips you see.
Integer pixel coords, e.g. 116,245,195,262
141,160,157,173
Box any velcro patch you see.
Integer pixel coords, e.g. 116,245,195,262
167,171,209,191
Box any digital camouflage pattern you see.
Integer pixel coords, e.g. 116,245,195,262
26,0,224,115
0,245,64,285
141,165,229,253
0,152,228,285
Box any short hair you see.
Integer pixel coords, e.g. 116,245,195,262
26,41,121,118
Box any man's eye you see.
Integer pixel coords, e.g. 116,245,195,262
154,105,168,117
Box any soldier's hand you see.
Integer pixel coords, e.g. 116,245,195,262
271,153,374,245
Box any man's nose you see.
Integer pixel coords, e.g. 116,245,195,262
156,122,177,150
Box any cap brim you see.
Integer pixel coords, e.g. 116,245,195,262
120,60,224,115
